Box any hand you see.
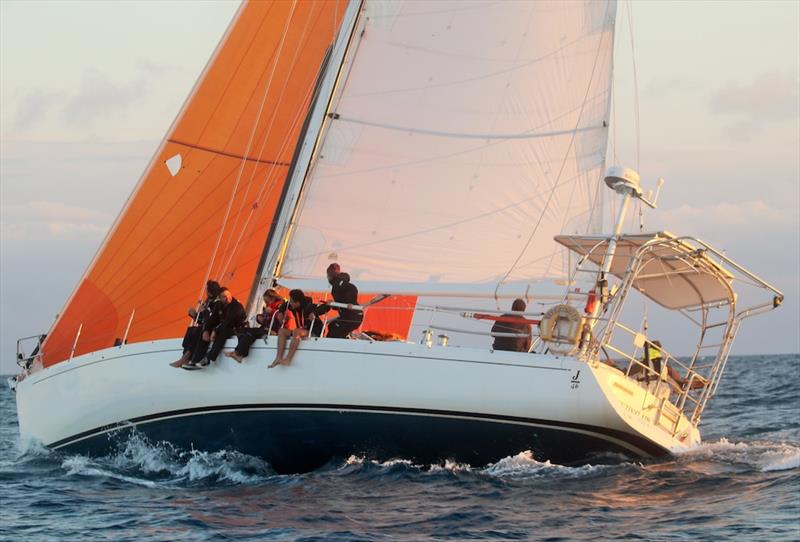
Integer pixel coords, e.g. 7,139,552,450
202,331,210,342
210,333,216,342
188,308,198,318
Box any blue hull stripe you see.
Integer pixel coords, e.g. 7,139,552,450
49,404,668,471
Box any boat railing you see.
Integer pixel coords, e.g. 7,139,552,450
597,320,706,435
16,334,45,372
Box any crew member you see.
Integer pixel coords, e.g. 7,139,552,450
316,263,363,339
184,287,246,369
269,289,319,368
171,280,222,368
225,289,285,363
490,298,532,353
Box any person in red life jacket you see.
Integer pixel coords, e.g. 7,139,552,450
184,287,247,369
490,298,532,353
316,263,364,339
224,289,285,363
269,289,320,368
171,280,222,368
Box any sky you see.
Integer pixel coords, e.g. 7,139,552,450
1,0,798,374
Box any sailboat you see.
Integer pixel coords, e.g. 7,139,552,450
13,0,782,474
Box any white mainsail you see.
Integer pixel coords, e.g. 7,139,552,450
276,0,617,296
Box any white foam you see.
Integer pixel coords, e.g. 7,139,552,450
482,450,614,479
61,456,157,487
679,438,800,472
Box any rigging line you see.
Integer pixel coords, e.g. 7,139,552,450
96,45,327,307
214,5,312,281
100,52,325,302
626,0,644,234
88,7,272,288
216,4,325,273
334,116,605,141
217,5,321,280
200,0,299,301
627,0,640,173
216,71,322,282
492,0,612,304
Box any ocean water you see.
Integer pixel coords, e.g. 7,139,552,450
1,354,798,541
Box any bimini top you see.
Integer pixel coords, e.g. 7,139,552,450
554,231,736,310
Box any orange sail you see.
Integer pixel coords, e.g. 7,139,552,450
41,0,347,367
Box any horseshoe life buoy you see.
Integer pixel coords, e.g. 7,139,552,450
540,304,584,355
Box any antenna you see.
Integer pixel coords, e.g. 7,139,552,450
640,177,665,209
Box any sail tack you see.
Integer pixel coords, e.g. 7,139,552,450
41,0,348,366
278,0,616,295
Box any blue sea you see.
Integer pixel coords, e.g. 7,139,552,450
1,354,798,541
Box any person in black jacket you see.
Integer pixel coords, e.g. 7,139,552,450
184,287,246,369
171,280,221,368
491,298,532,353
269,289,319,368
316,263,363,339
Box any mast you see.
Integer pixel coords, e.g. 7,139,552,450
247,0,365,314
244,45,334,313
590,166,663,317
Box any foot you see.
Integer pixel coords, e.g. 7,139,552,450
268,359,281,369
196,357,210,368
170,353,191,368
181,361,200,371
230,352,244,363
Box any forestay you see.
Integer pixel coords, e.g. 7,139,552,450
277,0,617,296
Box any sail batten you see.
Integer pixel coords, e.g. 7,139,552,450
40,0,349,366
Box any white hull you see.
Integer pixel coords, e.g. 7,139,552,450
15,337,700,472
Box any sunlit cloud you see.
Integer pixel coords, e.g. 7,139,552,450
63,69,147,127
710,73,800,139
1,200,112,241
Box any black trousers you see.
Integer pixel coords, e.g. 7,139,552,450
182,326,202,354
207,328,238,362
326,313,363,339
235,328,267,357
191,327,238,363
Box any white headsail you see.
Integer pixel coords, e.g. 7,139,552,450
276,0,617,296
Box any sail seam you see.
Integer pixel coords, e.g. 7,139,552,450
328,116,604,140
167,139,291,167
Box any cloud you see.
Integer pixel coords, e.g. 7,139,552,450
654,199,796,231
137,59,185,78
643,76,698,99
13,90,63,131
1,200,112,241
710,73,800,139
649,199,799,284
63,69,147,127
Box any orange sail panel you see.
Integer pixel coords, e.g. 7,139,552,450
41,0,347,367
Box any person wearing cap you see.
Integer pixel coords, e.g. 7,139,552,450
316,263,363,339
170,280,222,368
224,289,285,363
